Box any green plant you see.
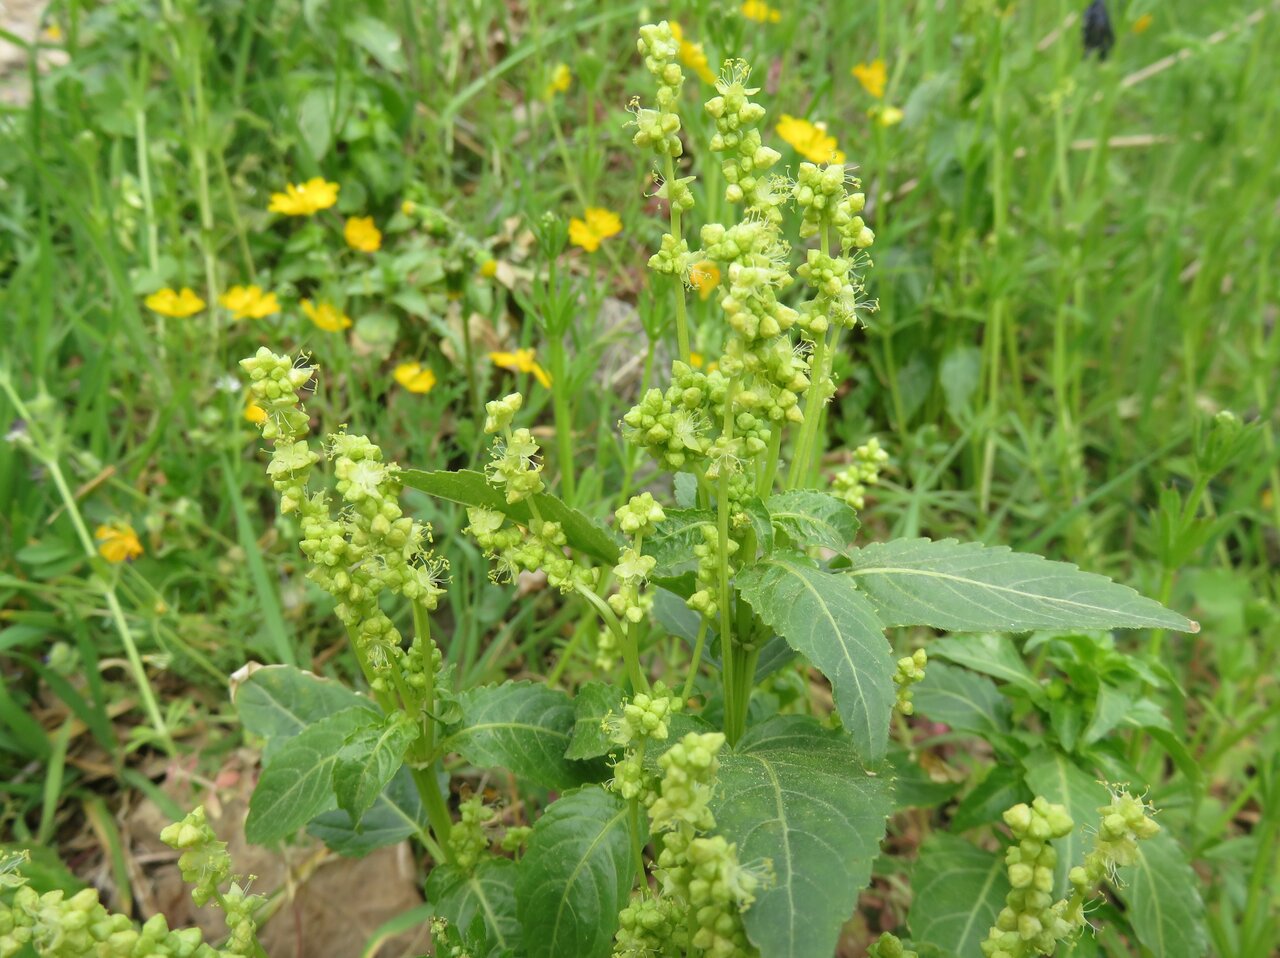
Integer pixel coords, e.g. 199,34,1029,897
194,25,1205,957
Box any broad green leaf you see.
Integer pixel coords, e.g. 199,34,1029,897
737,555,894,761
1021,750,1109,897
334,713,419,821
234,664,377,759
950,764,1031,833
515,787,637,958
645,507,712,573
308,766,428,856
711,717,893,958
1115,831,1208,958
246,707,374,844
343,15,407,73
444,682,593,790
427,858,520,958
402,469,621,565
909,833,1009,957
765,490,860,555
1081,683,1133,746
930,634,1045,705
913,662,1010,736
888,745,963,810
565,683,624,761
845,538,1197,633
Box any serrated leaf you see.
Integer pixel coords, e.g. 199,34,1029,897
845,538,1197,632
444,682,594,790
427,858,520,958
402,469,622,565
736,554,894,761
909,833,1009,958
515,787,637,958
566,683,625,761
1115,830,1207,958
711,717,893,958
1021,750,1110,897
914,662,1010,736
308,765,428,856
246,707,374,844
765,490,861,555
929,634,1045,705
334,713,419,821
234,664,378,760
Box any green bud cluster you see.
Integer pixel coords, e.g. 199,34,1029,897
465,506,597,595
792,163,872,247
486,427,545,505
1063,792,1160,923
699,220,796,347
650,732,724,832
688,522,739,619
833,437,889,510
615,492,667,538
632,23,686,159
609,683,684,747
449,796,496,872
621,372,712,472
705,64,783,222
892,649,927,715
613,892,689,958
499,825,532,855
868,932,919,958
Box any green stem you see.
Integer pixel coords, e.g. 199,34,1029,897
681,618,709,702
663,153,691,364
548,333,576,503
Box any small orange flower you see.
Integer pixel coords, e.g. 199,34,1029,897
569,207,623,253
96,522,143,563
490,348,552,389
301,299,352,332
144,287,205,318
268,177,339,216
344,216,382,253
394,362,437,394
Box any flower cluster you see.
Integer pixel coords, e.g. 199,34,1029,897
706,65,783,221
868,932,919,958
833,437,890,510
609,494,667,624
449,796,496,872
632,22,686,159
241,348,446,689
892,648,927,715
608,683,683,748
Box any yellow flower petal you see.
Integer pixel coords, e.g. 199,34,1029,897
690,260,720,301
144,287,206,318
96,522,143,563
544,63,572,98
269,177,340,216
219,284,280,320
669,22,717,85
489,348,553,387
1133,13,1154,34
852,59,887,99
775,114,846,164
394,362,437,394
301,298,352,332
244,397,268,424
740,1,781,24
869,104,904,127
344,216,382,253
569,207,623,253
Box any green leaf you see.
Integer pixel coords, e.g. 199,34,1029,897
1021,750,1110,897
736,554,894,761
645,507,712,573
308,766,428,856
427,858,520,958
888,745,962,810
909,833,1009,958
913,662,1010,736
1081,682,1133,746
845,538,1197,632
565,683,624,761
711,717,893,958
334,713,419,821
246,707,374,844
234,664,378,759
402,469,622,565
929,634,1046,705
1115,830,1208,958
444,682,594,790
343,15,407,73
950,764,1031,833
765,490,860,555
515,787,637,958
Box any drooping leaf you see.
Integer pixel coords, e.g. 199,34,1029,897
427,858,520,958
246,706,374,844
913,661,1010,736
1021,750,1110,897
1114,830,1208,958
845,538,1197,632
333,712,419,821
308,765,428,856
234,664,378,760
929,634,1046,706
909,833,1009,958
737,554,894,761
565,683,625,761
444,682,594,790
711,717,893,958
515,787,637,958
765,490,860,555
402,469,621,565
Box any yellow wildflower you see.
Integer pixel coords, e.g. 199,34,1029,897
741,1,781,23
219,284,280,320
1133,13,1154,34
401,199,416,216
544,63,572,98
852,59,887,99
569,207,623,253
689,352,719,373
490,348,552,389
344,216,382,253
96,522,143,563
394,362,437,394
301,299,352,332
869,104,905,127
43,23,63,42
268,177,340,216
690,260,720,301
144,287,205,318
775,114,846,164
669,22,717,85
480,258,499,278
244,395,268,425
